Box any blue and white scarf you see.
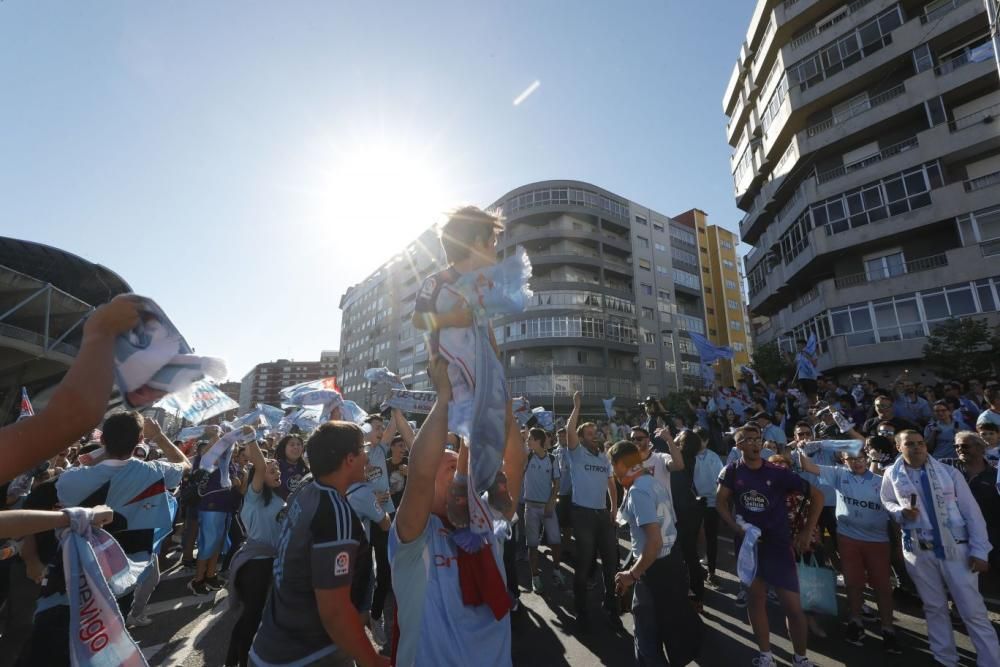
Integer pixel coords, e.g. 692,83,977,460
384,389,436,414
154,380,238,425
200,429,256,488
113,298,226,409
59,508,148,667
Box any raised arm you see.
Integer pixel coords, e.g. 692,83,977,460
245,433,268,494
143,418,191,471
501,403,527,522
0,295,141,483
657,428,684,471
567,391,582,450
392,408,415,447
394,358,452,544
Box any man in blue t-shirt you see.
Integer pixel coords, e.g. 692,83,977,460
609,440,703,666
19,412,189,666
717,426,824,667
522,428,564,593
794,338,818,402
389,358,525,667
798,449,898,652
552,427,574,556
565,391,620,633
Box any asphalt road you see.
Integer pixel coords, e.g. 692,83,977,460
134,529,998,666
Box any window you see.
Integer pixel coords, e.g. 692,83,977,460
733,341,746,352
638,259,651,270
669,226,696,245
723,259,736,269
577,351,590,364
700,247,708,254
673,248,698,265
641,307,655,319
644,331,656,344
730,319,743,331
655,242,667,252
703,267,710,274
721,240,734,249
640,283,653,296
863,250,905,281
636,215,648,226
656,265,669,276
645,358,658,370
709,328,717,336
653,222,665,232
725,279,738,290
637,235,650,249
658,290,671,300
706,307,715,314
673,268,701,289
727,298,740,310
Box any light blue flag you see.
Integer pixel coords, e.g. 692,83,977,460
531,407,554,431
512,397,532,427
804,333,818,356
453,247,533,318
602,397,616,419
701,361,716,387
154,380,238,425
690,332,734,363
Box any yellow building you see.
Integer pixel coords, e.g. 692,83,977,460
673,209,751,387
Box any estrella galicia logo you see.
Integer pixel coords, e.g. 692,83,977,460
741,490,769,513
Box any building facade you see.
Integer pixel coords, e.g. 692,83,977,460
727,0,1000,385
238,353,339,413
338,180,715,417
674,209,754,386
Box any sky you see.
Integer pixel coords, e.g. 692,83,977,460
0,1,755,380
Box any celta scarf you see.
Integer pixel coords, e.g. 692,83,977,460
735,516,761,587
59,507,148,667
384,389,436,414
199,430,255,489
885,456,961,560
113,298,226,409
799,439,864,458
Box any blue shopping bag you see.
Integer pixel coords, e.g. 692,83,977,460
797,554,838,616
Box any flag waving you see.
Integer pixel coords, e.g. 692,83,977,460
689,332,734,363
18,387,34,421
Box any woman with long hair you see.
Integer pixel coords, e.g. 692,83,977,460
671,429,706,612
224,437,286,667
273,435,309,500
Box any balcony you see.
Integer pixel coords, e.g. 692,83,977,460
816,136,920,185
833,253,948,288
805,83,906,138
965,170,1000,192
921,0,975,24
950,101,1000,132
935,41,996,76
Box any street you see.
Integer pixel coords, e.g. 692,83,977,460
133,528,997,666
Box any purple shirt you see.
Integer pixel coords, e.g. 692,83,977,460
196,458,241,513
719,460,810,545
277,459,309,500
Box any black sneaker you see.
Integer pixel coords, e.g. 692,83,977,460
181,558,197,569
882,630,902,655
574,612,592,634
205,575,226,590
861,603,878,622
604,606,624,631
188,579,212,596
844,621,865,646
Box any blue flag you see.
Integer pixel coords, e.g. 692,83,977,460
602,397,615,419
804,333,817,356
689,332,733,363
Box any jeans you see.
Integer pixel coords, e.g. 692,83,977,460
632,548,703,666
370,515,392,620
0,559,40,667
130,557,160,618
702,507,719,575
226,558,274,667
570,506,618,615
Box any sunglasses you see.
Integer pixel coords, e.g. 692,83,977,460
631,435,648,441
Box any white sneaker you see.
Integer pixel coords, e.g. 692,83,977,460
367,615,388,646
127,613,152,627
792,657,815,667
752,653,775,666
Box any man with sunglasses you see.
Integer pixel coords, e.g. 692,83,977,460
925,400,965,465
797,448,898,653
629,427,684,491
862,395,919,438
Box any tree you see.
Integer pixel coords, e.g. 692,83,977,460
750,341,794,385
923,317,999,383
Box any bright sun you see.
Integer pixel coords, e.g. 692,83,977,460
323,141,456,252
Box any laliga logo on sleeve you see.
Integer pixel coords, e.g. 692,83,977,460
335,551,350,576
741,489,769,513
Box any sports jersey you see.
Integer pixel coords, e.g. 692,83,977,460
347,481,386,540
619,475,677,560
522,452,559,504
640,451,672,491
241,483,286,552
390,513,510,667
553,445,573,496
194,459,240,513
719,461,810,545
276,459,308,500
414,266,463,358
817,466,889,543
250,480,371,667
567,445,612,510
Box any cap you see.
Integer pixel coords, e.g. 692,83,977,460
133,443,150,457
752,411,772,422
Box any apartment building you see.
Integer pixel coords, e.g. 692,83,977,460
238,351,340,413
727,0,1000,383
338,180,713,415
674,209,754,386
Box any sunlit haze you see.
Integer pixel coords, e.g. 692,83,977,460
0,2,753,380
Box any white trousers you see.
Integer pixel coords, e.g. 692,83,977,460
904,545,1000,667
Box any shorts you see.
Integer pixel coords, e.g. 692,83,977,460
837,534,891,592
737,535,799,592
556,493,572,530
524,502,560,547
198,511,231,560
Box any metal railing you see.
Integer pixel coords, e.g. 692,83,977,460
833,253,948,288
791,285,820,310
806,83,906,137
789,0,876,51
921,0,972,24
935,40,995,75
816,136,919,185
964,170,1000,192
949,101,1000,132
982,239,1000,257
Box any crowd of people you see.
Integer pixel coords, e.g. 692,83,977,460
1,212,1000,667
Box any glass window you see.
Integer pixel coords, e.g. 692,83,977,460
831,308,851,334
636,216,648,226
976,280,997,312
637,236,650,248
645,358,657,370
641,283,653,296
947,286,976,316
653,222,665,232
638,259,651,270
642,307,655,319
921,291,949,320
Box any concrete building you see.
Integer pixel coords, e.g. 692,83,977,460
988,0,1000,76
238,353,340,413
339,180,714,416
674,209,753,386
727,0,1000,384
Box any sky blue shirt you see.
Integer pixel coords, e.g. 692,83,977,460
241,483,286,551
798,448,838,507
347,481,387,540
553,445,573,496
365,441,395,514
924,420,959,461
795,352,817,380
618,474,677,560
762,424,787,446
693,449,724,508
894,395,931,424
389,514,510,667
818,466,889,543
568,445,612,510
522,452,560,504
